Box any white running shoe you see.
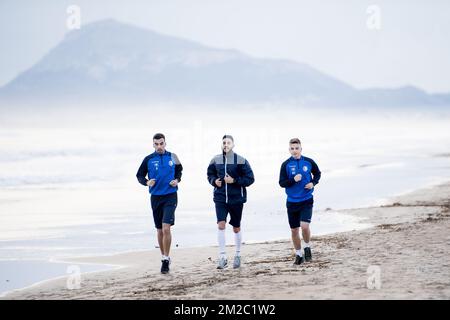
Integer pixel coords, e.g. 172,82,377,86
233,255,241,269
217,256,228,269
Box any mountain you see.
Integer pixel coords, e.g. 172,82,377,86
0,19,448,107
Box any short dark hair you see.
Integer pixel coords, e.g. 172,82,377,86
153,133,165,141
222,134,234,142
289,138,301,145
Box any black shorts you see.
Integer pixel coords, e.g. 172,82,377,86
287,197,313,229
150,192,177,229
215,202,243,228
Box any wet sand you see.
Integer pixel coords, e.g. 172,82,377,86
3,182,450,300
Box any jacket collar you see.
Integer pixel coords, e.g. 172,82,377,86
152,150,169,157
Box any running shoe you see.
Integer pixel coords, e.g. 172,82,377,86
217,256,228,269
304,247,312,262
161,259,170,274
233,255,241,269
293,255,304,265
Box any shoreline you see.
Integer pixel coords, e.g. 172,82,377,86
2,181,450,299
0,259,119,298
0,204,371,298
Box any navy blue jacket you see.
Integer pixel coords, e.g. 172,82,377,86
136,151,183,196
279,155,321,203
207,151,255,204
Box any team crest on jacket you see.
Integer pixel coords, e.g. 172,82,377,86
303,166,308,172
169,160,174,166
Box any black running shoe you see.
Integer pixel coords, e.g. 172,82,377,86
294,255,304,265
161,259,170,274
304,247,312,262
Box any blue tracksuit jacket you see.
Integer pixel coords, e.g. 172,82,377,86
279,155,321,203
136,151,183,196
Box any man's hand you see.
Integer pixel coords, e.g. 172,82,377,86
169,179,178,187
304,182,314,190
224,174,235,184
215,178,222,187
294,174,302,182
147,179,156,187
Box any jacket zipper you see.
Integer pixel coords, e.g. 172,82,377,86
156,154,163,191
224,154,228,203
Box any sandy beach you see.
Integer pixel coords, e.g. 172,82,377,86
3,182,450,300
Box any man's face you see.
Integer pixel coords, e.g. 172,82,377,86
222,138,234,153
153,138,166,154
289,143,302,158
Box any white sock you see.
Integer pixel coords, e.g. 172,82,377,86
296,249,303,257
162,255,168,260
303,242,310,248
218,229,226,257
234,231,242,256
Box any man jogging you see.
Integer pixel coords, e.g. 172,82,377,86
207,135,255,269
279,138,321,265
136,133,183,274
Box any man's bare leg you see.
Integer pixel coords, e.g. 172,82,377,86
301,222,311,243
157,228,164,256
291,227,301,251
291,227,304,264
162,223,172,257
301,222,312,261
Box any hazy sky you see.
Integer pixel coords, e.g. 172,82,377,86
1,0,449,93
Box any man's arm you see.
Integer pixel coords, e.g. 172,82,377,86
279,161,296,188
171,153,183,182
207,158,219,187
234,160,255,187
310,159,321,186
136,156,149,186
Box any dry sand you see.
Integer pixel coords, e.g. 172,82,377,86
3,182,450,300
